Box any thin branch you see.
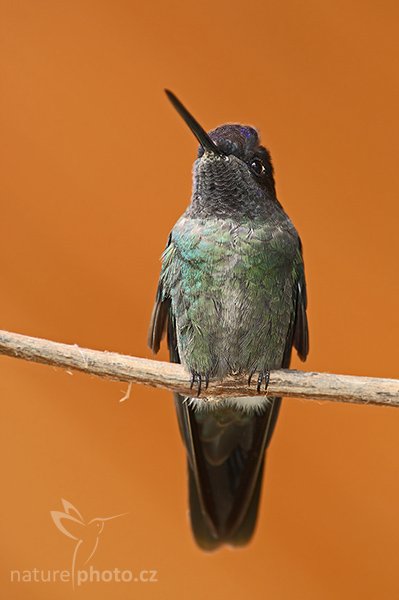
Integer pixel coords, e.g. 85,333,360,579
0,329,398,407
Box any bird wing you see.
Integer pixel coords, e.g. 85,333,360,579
148,233,172,353
293,237,309,360
282,237,309,365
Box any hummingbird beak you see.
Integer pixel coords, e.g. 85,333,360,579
165,89,225,157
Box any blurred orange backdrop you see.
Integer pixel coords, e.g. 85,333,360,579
1,1,399,598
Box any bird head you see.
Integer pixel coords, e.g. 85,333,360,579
165,90,278,218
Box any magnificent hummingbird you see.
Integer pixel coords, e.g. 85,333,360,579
149,90,309,550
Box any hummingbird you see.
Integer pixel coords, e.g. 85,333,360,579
149,90,309,550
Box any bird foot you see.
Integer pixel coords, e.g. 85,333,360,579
248,369,270,393
190,371,210,397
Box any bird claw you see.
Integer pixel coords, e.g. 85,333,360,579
190,371,210,397
258,370,270,393
248,369,270,393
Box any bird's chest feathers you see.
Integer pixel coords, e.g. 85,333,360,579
171,218,293,285
178,223,245,269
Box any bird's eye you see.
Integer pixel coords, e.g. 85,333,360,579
250,158,265,177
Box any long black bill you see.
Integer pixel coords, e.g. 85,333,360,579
165,89,224,156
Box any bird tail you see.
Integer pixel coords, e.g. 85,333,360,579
187,454,266,550
175,395,281,550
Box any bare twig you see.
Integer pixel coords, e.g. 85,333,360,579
0,329,398,407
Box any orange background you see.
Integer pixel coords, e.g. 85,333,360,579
1,1,399,598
